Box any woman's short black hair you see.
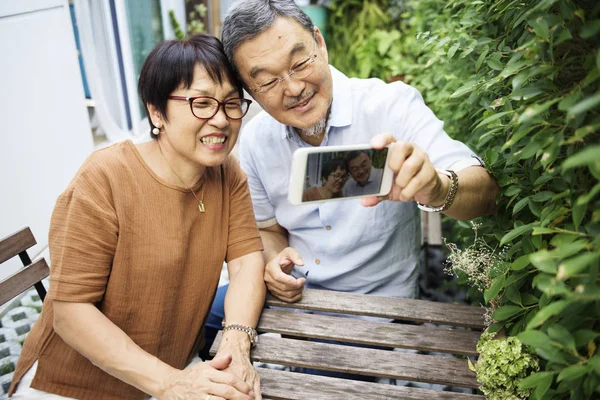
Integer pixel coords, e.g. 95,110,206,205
138,34,243,138
321,159,347,183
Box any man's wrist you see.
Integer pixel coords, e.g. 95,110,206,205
417,170,458,212
431,171,452,206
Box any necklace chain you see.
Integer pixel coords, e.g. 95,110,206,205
158,142,205,213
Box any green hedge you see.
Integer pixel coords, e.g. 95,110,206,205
329,0,599,398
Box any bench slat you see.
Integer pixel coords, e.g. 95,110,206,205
258,309,480,355
0,259,49,305
0,227,36,264
258,368,484,400
211,333,479,388
266,289,486,329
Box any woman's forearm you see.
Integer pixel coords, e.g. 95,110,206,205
53,301,174,398
220,251,266,350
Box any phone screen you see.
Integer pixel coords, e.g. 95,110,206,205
301,148,389,202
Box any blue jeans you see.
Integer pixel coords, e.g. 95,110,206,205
201,284,228,360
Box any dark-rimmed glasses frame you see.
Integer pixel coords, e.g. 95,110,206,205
168,96,253,120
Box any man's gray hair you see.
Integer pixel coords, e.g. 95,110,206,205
222,0,315,73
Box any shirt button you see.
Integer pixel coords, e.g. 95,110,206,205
315,259,321,265
325,225,332,230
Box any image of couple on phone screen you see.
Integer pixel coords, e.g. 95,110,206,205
302,149,388,202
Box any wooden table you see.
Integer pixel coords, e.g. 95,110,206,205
211,289,486,400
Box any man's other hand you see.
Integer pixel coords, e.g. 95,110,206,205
264,247,305,302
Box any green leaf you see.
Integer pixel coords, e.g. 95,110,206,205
484,275,505,303
531,191,554,202
562,145,600,170
500,223,535,246
574,330,599,348
450,81,478,98
526,300,570,330
487,58,503,71
532,227,558,235
505,284,522,306
518,98,560,123
505,185,522,196
557,364,589,382
513,197,530,215
557,252,600,281
519,371,555,390
547,324,576,350
590,356,600,375
534,372,554,399
572,201,586,230
530,250,558,274
530,16,550,40
511,254,531,271
517,330,552,349
474,110,513,129
492,304,524,321
569,92,600,116
447,43,460,59
475,49,488,72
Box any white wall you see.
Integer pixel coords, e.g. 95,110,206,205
0,0,93,279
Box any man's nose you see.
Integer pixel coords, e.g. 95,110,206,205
282,74,306,98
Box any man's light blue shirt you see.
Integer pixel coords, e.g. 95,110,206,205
239,66,480,298
344,167,383,197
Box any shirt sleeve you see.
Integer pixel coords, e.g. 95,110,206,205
225,157,264,262
394,84,482,172
48,168,118,303
238,120,278,226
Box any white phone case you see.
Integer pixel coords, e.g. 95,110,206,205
288,144,394,205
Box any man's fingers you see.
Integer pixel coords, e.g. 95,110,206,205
370,133,397,149
395,152,425,189
360,195,385,207
400,164,436,201
278,247,304,267
388,142,414,173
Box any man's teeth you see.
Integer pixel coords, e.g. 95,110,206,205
201,136,226,144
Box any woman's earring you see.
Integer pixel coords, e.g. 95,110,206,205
152,121,162,135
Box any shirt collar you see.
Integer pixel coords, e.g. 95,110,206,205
282,65,353,141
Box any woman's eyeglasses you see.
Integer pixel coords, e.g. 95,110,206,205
168,96,253,120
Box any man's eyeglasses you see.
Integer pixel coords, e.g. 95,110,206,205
168,96,253,120
252,43,318,97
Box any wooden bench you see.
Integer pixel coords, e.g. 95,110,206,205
0,227,49,306
211,288,486,399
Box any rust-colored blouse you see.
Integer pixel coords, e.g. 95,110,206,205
9,140,263,399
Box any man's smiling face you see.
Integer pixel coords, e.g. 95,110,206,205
233,17,333,132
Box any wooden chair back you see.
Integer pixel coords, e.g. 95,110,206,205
0,227,49,306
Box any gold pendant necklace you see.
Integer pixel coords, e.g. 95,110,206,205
158,142,205,213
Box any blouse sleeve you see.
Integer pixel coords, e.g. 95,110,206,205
224,157,264,262
48,164,118,303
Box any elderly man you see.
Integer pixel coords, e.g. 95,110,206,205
343,150,383,197
204,0,498,343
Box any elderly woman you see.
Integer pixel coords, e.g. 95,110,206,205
8,34,264,400
302,159,349,201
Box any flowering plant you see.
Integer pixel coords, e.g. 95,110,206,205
473,331,539,400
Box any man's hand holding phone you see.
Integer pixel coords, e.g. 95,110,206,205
361,133,450,208
264,247,306,303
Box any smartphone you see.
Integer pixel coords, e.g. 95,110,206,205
288,144,394,205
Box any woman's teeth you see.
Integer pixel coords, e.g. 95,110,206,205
201,136,226,144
